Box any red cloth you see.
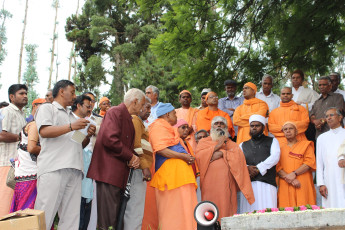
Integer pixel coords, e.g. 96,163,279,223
87,103,134,189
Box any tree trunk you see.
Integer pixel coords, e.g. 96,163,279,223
48,0,58,89
18,0,29,83
67,0,79,80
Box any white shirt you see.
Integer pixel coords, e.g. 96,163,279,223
256,90,280,112
292,86,319,111
316,127,345,208
144,101,161,128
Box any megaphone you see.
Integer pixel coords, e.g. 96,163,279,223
194,201,221,230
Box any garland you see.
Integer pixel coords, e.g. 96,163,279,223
234,204,324,216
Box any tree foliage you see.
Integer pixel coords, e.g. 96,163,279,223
22,44,39,115
0,6,12,90
65,0,345,103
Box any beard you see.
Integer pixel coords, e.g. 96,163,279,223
250,129,264,139
210,127,229,141
227,91,235,97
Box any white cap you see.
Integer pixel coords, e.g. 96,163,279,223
249,114,266,126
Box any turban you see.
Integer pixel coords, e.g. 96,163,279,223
205,92,217,101
173,119,188,128
244,82,257,94
32,98,45,106
156,103,175,118
179,90,191,96
249,114,266,126
99,97,110,105
282,121,297,130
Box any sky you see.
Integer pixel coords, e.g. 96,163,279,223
0,0,90,102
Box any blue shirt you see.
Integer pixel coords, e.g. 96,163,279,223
218,96,244,136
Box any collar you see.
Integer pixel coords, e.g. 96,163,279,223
319,91,335,100
293,86,304,92
330,126,343,134
9,103,22,112
225,95,240,100
72,112,80,119
52,101,71,113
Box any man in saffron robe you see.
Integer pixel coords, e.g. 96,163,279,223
98,97,110,117
233,82,269,144
175,90,199,149
196,116,255,220
196,91,235,138
268,87,309,146
277,122,316,207
149,103,197,230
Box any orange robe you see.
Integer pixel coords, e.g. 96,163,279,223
276,141,316,207
175,107,199,150
144,118,197,230
268,100,309,146
196,137,255,220
196,107,235,138
233,98,269,144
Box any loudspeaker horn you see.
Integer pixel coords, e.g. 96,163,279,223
194,201,220,230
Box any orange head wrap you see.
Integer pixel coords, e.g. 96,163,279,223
179,90,191,97
99,97,110,105
32,98,46,106
244,82,257,94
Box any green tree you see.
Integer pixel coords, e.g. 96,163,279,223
22,44,39,116
0,0,12,89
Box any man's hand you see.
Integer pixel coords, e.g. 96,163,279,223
319,185,328,198
247,165,259,178
338,159,345,168
312,118,325,131
142,168,152,181
128,155,140,169
214,136,228,152
210,151,223,162
291,179,301,188
182,154,195,165
227,108,235,112
86,124,96,138
71,118,89,131
284,172,297,184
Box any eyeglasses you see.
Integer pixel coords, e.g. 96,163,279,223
197,135,207,140
325,113,337,118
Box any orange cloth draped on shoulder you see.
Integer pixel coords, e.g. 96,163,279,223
196,107,235,137
233,98,269,144
175,107,199,150
196,137,255,220
268,100,309,146
143,118,197,230
276,140,316,207
99,110,106,117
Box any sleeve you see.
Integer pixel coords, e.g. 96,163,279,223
294,106,310,133
35,104,54,133
268,110,284,137
316,136,325,186
302,143,316,171
1,107,11,132
337,139,345,161
101,109,133,161
225,113,235,138
132,117,144,155
257,138,281,176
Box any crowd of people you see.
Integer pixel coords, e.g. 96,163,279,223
0,69,344,230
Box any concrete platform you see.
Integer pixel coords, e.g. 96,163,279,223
221,209,345,229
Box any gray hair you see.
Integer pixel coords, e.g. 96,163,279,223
145,85,159,98
194,129,209,139
325,107,343,117
124,88,145,104
211,116,228,127
262,74,273,82
318,76,331,84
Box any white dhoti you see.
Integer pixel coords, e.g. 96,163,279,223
123,169,147,230
239,181,277,213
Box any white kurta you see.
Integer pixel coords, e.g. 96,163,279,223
316,127,345,208
239,138,280,213
292,86,319,111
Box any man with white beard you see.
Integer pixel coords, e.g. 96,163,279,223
239,114,280,213
196,116,254,220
